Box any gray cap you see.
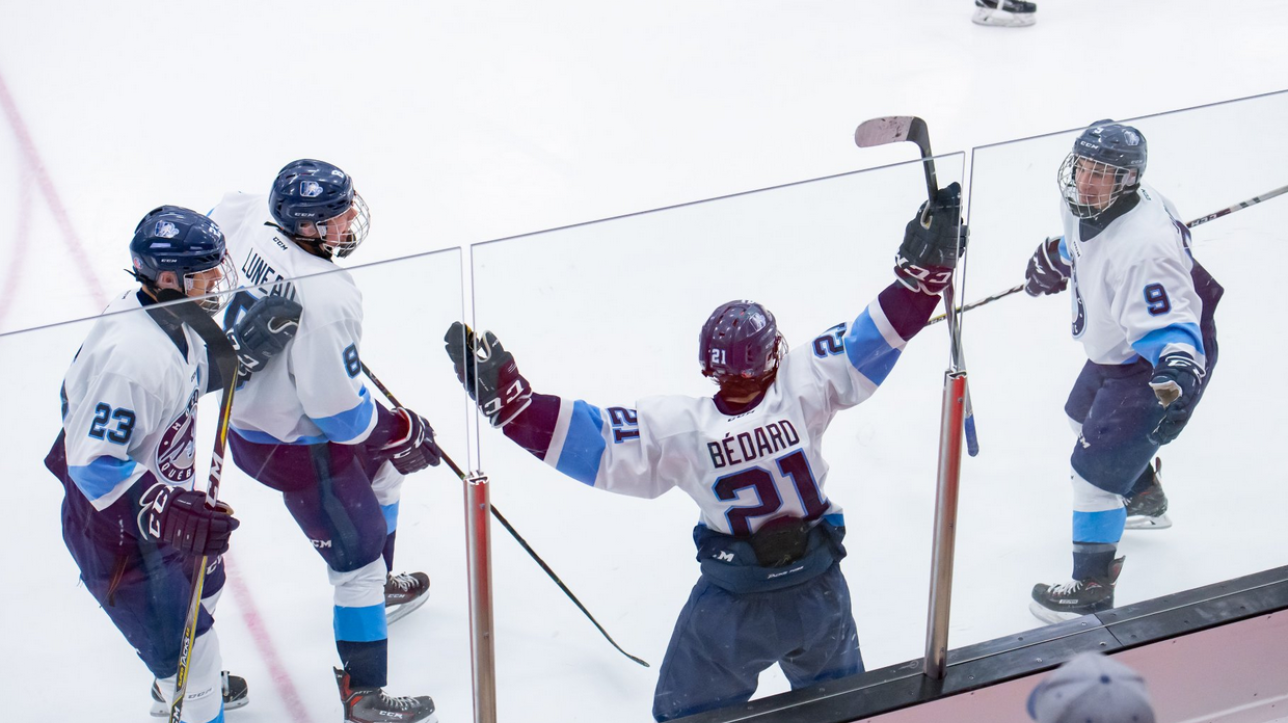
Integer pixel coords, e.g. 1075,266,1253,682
1027,652,1155,723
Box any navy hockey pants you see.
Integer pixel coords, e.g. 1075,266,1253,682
60,476,223,679
651,562,862,722
1064,335,1218,494
229,434,394,687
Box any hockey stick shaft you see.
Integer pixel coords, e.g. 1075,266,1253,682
924,182,1288,326
857,116,977,454
153,293,239,723
360,363,650,667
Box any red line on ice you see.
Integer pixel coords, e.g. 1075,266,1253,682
0,70,108,311
224,554,316,723
0,163,32,327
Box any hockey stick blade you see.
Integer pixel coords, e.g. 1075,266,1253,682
855,116,937,201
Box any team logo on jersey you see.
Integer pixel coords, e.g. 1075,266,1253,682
1071,269,1087,339
155,404,198,484
300,181,324,198
153,220,180,239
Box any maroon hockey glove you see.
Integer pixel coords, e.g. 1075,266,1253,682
136,482,239,556
381,407,442,474
1024,236,1071,296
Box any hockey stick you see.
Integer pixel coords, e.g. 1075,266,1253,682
923,182,1288,326
856,116,979,456
360,362,650,668
151,291,240,723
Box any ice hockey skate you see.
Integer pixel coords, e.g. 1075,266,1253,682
972,0,1037,27
334,667,438,723
150,671,249,716
1029,557,1124,624
385,571,431,624
1124,458,1171,530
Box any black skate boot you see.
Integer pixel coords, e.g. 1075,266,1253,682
385,571,431,624
973,0,1037,27
150,671,249,716
1029,557,1124,624
1124,458,1171,530
334,668,438,723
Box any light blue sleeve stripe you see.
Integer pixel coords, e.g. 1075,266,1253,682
311,386,375,443
1131,323,1204,366
843,311,902,386
333,603,387,643
1058,237,1071,265
823,512,845,527
68,456,137,500
556,400,607,486
1073,508,1126,544
381,502,399,535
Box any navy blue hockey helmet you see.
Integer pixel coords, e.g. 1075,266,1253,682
269,159,370,258
130,205,236,311
1058,120,1148,218
699,300,785,390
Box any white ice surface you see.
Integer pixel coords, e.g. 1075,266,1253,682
1,2,1287,722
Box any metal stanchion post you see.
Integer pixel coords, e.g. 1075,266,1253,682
464,471,497,723
923,371,967,679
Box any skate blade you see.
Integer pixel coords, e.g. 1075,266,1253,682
972,8,1037,26
1028,600,1085,625
386,590,430,625
150,696,249,717
1125,512,1172,530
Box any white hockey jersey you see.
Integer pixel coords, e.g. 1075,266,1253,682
531,296,910,536
1059,184,1206,368
209,192,377,446
60,290,210,510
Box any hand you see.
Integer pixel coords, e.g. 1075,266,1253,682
136,482,239,556
227,295,303,376
1148,353,1204,445
382,408,442,474
895,182,967,295
1024,236,1071,297
444,322,533,427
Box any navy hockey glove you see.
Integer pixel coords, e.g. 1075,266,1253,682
1023,236,1071,297
1148,353,1205,445
444,322,533,428
381,408,442,474
895,182,967,295
136,482,240,557
227,295,302,378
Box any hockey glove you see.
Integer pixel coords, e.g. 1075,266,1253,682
444,322,533,428
1148,353,1204,445
136,482,240,557
381,408,442,474
227,295,302,379
895,182,967,295
1023,236,1071,297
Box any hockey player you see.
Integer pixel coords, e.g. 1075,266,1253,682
210,160,440,723
972,0,1037,27
446,186,966,721
45,206,302,722
1025,121,1222,623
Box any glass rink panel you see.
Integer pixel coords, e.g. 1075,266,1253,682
468,154,967,722
954,90,1288,651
